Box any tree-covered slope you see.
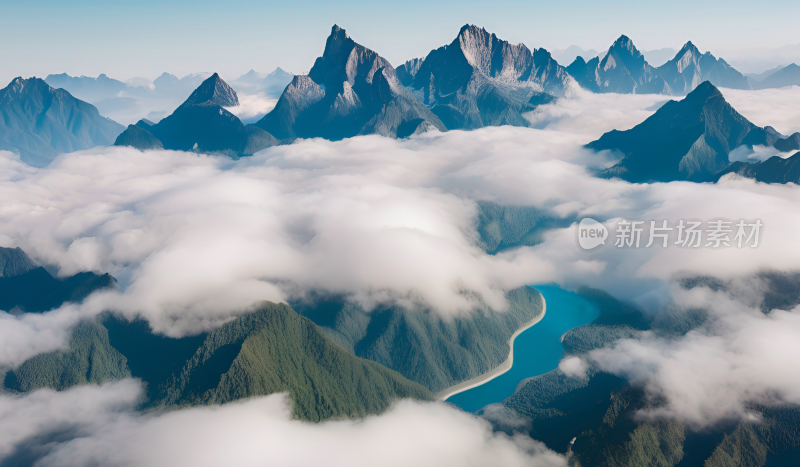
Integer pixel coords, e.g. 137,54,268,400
294,285,544,393
155,302,433,421
4,300,433,422
497,284,800,466
3,321,130,392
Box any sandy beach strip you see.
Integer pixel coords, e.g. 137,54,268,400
436,295,547,400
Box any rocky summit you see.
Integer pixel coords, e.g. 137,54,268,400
255,25,444,140
406,25,567,130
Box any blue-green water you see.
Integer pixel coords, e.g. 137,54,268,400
445,285,599,412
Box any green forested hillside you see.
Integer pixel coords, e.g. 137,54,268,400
3,301,433,422
3,321,130,391
293,285,545,392
499,285,800,467
475,201,571,254
156,302,434,421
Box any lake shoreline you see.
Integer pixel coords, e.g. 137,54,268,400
436,293,547,400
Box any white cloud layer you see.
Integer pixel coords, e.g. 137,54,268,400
2,87,800,435
224,92,278,122
586,284,800,427
0,381,566,467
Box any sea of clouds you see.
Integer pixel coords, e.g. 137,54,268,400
1,86,800,464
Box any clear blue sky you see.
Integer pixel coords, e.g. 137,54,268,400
2,0,799,84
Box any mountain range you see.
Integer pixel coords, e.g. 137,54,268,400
255,25,445,140
589,81,783,182
716,151,800,184
114,73,279,157
753,63,800,89
567,36,750,95
230,67,294,96
0,246,433,422
5,25,800,168
0,77,124,166
398,25,568,130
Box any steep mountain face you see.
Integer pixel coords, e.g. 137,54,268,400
566,37,751,96
179,73,238,108
590,82,777,182
396,58,425,86
657,41,751,94
114,73,278,157
593,35,667,94
0,77,124,166
256,25,444,140
757,63,800,89
407,25,567,130
715,152,800,184
566,56,601,93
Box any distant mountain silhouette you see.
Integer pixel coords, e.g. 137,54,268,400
590,82,779,182
255,25,445,140
152,72,212,100
0,77,124,166
405,25,567,130
114,73,278,157
567,36,667,94
715,152,800,184
45,73,145,102
566,37,751,95
231,68,294,96
756,63,800,89
550,46,599,66
657,41,750,94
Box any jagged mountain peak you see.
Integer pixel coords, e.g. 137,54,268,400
256,26,444,140
608,35,644,60
5,77,47,94
323,24,352,58
688,80,722,99
1,76,124,166
680,40,699,52
180,73,239,108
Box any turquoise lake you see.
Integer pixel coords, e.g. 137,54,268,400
445,285,600,413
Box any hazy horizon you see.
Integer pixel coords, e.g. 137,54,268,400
2,0,800,86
